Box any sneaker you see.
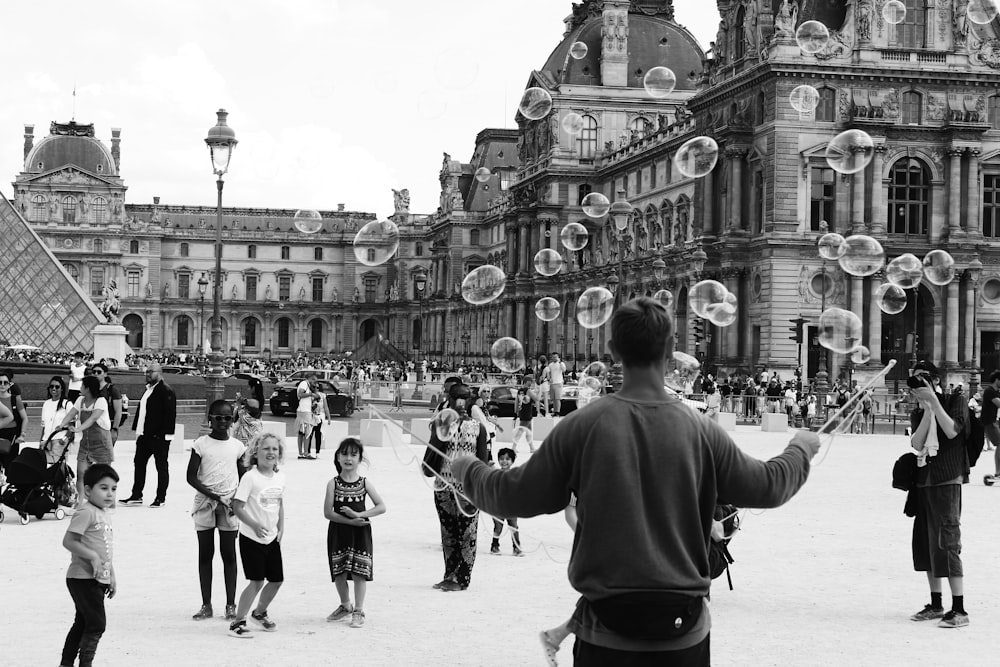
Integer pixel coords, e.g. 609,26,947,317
938,611,970,628
326,604,354,622
438,580,467,592
119,496,143,506
192,604,213,621
431,578,453,590
910,604,945,621
513,549,525,557
224,605,237,621
150,498,165,508
229,620,253,638
986,475,998,487
250,610,276,631
350,610,366,628
490,544,500,555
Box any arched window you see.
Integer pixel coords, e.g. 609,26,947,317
248,244,257,259
243,319,258,348
62,195,77,223
660,201,674,246
92,197,107,224
309,320,323,348
32,195,46,221
277,319,291,348
577,115,598,158
888,158,930,237
629,117,651,141
890,0,926,49
733,6,746,61
177,317,190,347
901,91,922,125
129,240,140,253
816,87,837,122
756,92,766,125
180,242,189,257
93,239,104,254
66,264,79,283
983,174,1000,237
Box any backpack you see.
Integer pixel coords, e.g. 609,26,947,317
709,504,740,590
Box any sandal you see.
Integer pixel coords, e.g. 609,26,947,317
539,630,560,667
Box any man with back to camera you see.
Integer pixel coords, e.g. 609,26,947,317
120,362,176,508
452,297,820,665
981,370,1000,483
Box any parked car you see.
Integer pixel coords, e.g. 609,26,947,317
483,384,580,418
160,365,201,376
269,377,355,417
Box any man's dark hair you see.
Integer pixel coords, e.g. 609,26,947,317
81,375,101,396
0,369,13,380
988,370,1000,384
84,463,119,487
610,297,674,367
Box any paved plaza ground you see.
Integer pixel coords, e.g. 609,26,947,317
2,419,998,666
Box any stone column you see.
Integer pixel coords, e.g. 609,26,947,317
748,169,759,234
702,167,715,236
727,149,745,232
724,272,739,360
740,274,752,363
948,149,963,238
946,281,959,366
851,276,864,348
871,145,887,234
852,169,866,233
966,149,981,237
867,275,883,363
963,276,974,364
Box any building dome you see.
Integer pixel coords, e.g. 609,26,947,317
25,123,117,176
540,13,705,90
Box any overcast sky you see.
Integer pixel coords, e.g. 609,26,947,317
0,0,717,220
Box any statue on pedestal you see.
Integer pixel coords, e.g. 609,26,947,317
99,280,121,324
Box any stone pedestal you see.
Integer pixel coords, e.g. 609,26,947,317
531,416,560,442
410,418,433,445
716,412,737,432
321,420,350,448
92,324,129,369
761,413,788,432
260,420,288,438
360,419,404,447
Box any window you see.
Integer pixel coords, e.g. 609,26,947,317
650,162,657,190
246,275,257,301
901,91,922,125
281,245,290,260
244,319,257,347
177,318,190,347
66,264,79,283
989,97,1000,130
90,267,105,297
733,6,746,60
178,273,191,299
629,117,650,141
498,168,514,190
577,115,598,158
888,158,930,236
470,229,481,245
129,240,139,253
816,88,837,122
277,319,291,348
93,197,107,224
248,245,257,259
278,275,291,301
366,248,376,263
756,92,766,125
983,174,1000,237
180,242,189,257
810,167,836,231
314,247,323,261
93,239,104,254
415,242,424,257
365,277,377,303
312,277,324,302
32,195,46,221
889,0,925,49
310,320,323,348
126,271,140,298
578,184,593,205
62,196,77,223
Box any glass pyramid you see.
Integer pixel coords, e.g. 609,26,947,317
0,188,103,352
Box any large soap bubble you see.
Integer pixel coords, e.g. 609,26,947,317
817,232,846,260
562,112,585,136
818,307,864,354
352,220,400,267
518,87,553,121
577,287,615,329
474,167,491,183
705,292,738,327
796,20,830,54
885,253,923,289
825,129,875,175
534,297,561,322
533,248,565,277
491,337,526,373
789,85,820,113
569,41,589,59
560,222,590,251
875,283,908,315
581,192,611,218
838,235,885,277
922,250,956,286
434,408,459,442
968,0,999,25
653,289,674,309
293,209,323,234
461,265,507,305
643,67,677,99
674,137,719,179
882,0,907,24
689,280,728,318
665,350,700,392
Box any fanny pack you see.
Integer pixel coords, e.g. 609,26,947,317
589,592,704,640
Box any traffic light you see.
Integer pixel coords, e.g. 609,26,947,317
788,317,807,344
692,318,705,343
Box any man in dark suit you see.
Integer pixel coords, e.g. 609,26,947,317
120,362,177,508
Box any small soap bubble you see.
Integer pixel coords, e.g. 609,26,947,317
825,129,875,175
434,408,459,442
922,250,956,286
653,289,674,309
643,66,677,98
875,283,908,315
576,386,596,408
705,292,738,327
968,0,999,25
474,167,491,183
461,265,507,305
850,345,872,364
882,0,907,24
838,234,885,277
562,112,585,136
885,253,923,289
577,287,615,329
560,222,590,251
584,361,608,378
581,192,611,218
511,425,533,450
518,87,553,121
796,20,830,54
569,41,589,59
665,351,701,392
533,248,565,277
534,297,561,322
789,85,820,113
818,307,864,354
491,337,526,373
352,219,400,267
689,280,728,318
674,137,719,179
293,209,323,234
817,232,847,260
579,376,603,394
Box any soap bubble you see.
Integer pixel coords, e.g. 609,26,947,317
534,297,561,322
584,361,608,378
789,85,820,113
461,265,507,305
569,41,589,59
491,337,526,373
885,253,923,289
653,289,674,309
850,345,872,364
689,280,728,318
581,192,611,218
643,67,677,98
352,219,400,267
560,222,590,251
882,0,907,24
474,167,491,183
518,87,553,121
576,386,597,408
562,112,585,136
533,248,565,277
705,292,738,327
433,408,459,442
665,350,700,392
796,20,830,54
577,287,615,329
922,250,956,286
838,235,885,277
579,376,603,394
818,232,847,260
968,0,999,25
818,307,864,354
511,425,533,451
674,136,719,179
825,129,875,175
875,283,908,315
293,209,323,234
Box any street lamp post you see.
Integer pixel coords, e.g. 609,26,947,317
413,273,427,399
203,109,238,406
691,247,707,361
461,331,471,363
968,258,983,395
197,272,209,367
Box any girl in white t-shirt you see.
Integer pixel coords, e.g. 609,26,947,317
59,376,113,503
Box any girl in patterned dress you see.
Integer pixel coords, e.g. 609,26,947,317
324,438,385,629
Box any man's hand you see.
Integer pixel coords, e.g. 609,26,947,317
910,386,937,405
790,430,821,460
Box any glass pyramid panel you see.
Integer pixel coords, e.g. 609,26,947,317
0,189,103,352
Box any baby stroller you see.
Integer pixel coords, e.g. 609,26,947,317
0,428,76,525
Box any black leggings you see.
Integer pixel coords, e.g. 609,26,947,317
310,423,322,454
197,529,238,607
62,578,108,667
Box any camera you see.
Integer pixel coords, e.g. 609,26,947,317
906,375,928,390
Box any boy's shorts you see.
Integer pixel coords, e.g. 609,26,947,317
192,496,238,531
239,534,284,582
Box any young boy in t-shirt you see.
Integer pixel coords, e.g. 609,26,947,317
490,448,522,556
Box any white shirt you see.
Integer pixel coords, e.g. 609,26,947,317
296,380,312,412
192,435,247,498
69,362,86,391
74,396,111,430
547,361,566,385
234,468,286,544
41,398,70,441
135,383,153,437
